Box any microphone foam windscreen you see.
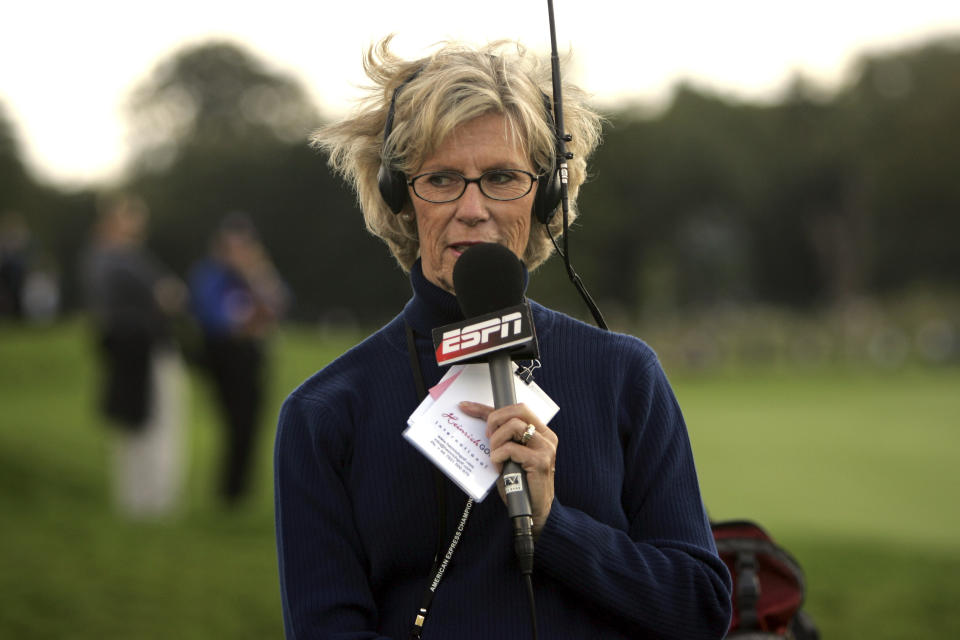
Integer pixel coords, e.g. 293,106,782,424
453,243,526,317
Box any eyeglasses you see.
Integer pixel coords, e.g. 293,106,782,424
407,169,538,204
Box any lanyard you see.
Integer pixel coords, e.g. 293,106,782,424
405,322,474,639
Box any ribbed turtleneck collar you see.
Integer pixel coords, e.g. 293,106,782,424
402,260,463,335
401,258,531,336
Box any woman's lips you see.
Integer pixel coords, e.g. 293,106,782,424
449,241,486,256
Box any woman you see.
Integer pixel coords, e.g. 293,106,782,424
274,38,732,639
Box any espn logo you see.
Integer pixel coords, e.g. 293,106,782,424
432,303,536,366
441,312,522,354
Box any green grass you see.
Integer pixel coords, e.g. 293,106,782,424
678,366,960,638
0,320,355,639
1,319,958,638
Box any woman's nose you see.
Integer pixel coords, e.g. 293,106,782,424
455,182,490,225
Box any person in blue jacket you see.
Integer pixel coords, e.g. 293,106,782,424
274,38,732,639
190,213,288,504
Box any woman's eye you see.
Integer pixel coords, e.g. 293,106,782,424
485,171,515,185
427,173,458,187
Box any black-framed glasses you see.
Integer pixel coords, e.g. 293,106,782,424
407,169,538,203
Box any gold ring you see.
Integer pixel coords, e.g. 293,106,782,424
520,423,536,445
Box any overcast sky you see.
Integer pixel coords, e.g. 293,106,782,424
2,0,959,188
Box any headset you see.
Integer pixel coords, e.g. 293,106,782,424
376,69,562,225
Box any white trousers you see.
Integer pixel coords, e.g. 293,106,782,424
112,347,186,518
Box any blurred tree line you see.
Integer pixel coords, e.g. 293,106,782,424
2,35,958,327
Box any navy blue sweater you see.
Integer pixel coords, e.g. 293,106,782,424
274,262,731,639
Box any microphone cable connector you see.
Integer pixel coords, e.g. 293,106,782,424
512,514,535,576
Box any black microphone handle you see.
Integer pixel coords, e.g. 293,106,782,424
488,352,535,574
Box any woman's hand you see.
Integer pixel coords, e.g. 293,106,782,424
458,400,557,536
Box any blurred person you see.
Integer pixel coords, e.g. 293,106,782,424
0,210,31,318
273,38,731,639
189,213,289,505
81,192,188,519
22,253,61,324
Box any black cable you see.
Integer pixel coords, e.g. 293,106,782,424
523,573,539,640
547,226,608,330
545,0,608,333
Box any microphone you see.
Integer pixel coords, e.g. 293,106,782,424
452,243,536,574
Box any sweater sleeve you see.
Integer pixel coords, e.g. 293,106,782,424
274,391,394,640
533,354,732,640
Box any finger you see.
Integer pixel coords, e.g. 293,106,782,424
458,400,493,421
460,400,534,437
516,422,537,445
490,439,555,474
461,401,558,447
493,413,557,448
484,403,542,438
492,415,558,450
483,402,535,425
488,417,534,450
535,421,558,447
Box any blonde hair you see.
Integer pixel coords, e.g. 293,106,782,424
311,36,603,272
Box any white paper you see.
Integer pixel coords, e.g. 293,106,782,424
404,363,559,501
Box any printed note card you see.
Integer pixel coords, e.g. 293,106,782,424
404,364,558,501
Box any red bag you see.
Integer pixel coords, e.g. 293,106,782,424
712,520,819,639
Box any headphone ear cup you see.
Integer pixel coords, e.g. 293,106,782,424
533,168,561,224
378,163,408,214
